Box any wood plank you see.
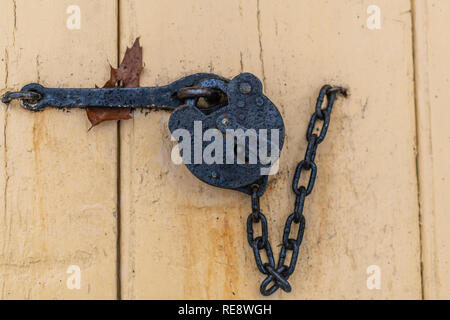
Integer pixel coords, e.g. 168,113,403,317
413,0,450,300
0,0,118,299
120,0,421,299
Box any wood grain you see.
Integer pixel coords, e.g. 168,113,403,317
0,0,118,299
413,0,450,300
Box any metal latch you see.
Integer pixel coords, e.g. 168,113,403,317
2,72,283,195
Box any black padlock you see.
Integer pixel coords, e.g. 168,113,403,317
169,73,285,195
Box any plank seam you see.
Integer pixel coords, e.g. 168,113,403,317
2,106,8,258
116,0,122,301
2,46,9,264
410,0,425,300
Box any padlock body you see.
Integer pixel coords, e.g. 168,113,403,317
169,73,285,193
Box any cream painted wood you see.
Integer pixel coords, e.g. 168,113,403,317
413,0,450,300
0,0,118,299
119,0,421,299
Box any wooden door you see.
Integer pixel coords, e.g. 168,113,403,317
0,0,449,300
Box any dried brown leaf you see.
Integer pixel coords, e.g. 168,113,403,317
87,38,143,128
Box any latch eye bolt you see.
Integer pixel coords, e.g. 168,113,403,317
1,90,42,105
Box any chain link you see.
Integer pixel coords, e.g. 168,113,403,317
246,85,346,296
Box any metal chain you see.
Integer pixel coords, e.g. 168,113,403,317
246,85,346,296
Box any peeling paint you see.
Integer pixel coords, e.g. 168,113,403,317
4,48,8,87
12,0,17,47
36,54,41,83
256,0,266,90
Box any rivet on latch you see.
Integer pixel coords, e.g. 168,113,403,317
256,97,264,106
237,100,245,108
239,82,252,94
